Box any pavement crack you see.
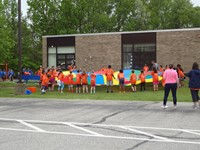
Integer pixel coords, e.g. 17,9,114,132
125,138,152,150
93,110,130,124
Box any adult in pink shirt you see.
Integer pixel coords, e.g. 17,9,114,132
162,64,179,109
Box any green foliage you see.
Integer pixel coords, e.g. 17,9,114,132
1,0,200,72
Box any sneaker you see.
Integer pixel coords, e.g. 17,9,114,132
174,105,177,110
161,105,168,109
193,105,198,110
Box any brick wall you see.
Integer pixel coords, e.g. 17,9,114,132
157,30,200,72
42,37,47,68
75,34,121,72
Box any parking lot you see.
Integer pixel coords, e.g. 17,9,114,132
0,98,200,150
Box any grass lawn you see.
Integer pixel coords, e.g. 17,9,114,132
0,80,192,102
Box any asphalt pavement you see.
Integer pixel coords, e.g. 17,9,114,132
0,98,200,150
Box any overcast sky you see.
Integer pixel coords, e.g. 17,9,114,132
21,0,200,16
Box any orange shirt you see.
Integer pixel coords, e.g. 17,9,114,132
106,69,114,81
68,74,73,84
90,74,96,85
37,69,42,76
76,73,82,84
52,69,57,77
130,73,137,84
139,73,146,83
41,75,49,86
58,73,64,81
68,66,73,71
118,73,124,79
151,71,159,82
82,74,88,84
177,68,184,78
143,66,149,72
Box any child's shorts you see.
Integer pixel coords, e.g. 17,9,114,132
119,78,124,85
153,81,159,85
68,84,73,88
131,84,136,87
76,84,82,88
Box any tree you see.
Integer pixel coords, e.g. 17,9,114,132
0,0,15,64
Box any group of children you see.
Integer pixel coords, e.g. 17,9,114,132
37,62,185,94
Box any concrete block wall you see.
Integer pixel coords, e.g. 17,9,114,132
42,37,47,68
157,30,200,72
75,34,121,72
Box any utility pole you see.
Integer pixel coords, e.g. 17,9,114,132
18,0,22,83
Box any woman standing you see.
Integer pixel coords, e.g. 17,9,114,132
162,64,179,109
186,62,200,109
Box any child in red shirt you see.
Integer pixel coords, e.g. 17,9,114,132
130,70,137,92
139,70,146,92
76,70,82,93
118,69,125,93
82,71,88,93
90,71,96,93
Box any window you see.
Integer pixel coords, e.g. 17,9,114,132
122,43,156,69
123,44,133,69
48,47,56,67
57,54,75,70
47,46,75,69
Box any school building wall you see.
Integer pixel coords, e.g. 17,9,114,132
75,34,121,71
157,30,200,72
42,28,200,72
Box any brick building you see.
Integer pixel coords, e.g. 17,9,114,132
42,28,200,72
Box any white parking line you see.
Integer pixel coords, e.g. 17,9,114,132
119,126,173,141
1,118,200,145
17,120,46,132
0,127,200,145
63,122,103,136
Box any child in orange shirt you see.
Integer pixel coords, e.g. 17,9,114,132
105,65,115,93
57,70,65,93
41,74,50,94
151,67,159,91
130,70,137,92
118,69,125,93
68,71,74,93
82,71,88,93
139,70,146,92
90,71,96,93
76,70,82,93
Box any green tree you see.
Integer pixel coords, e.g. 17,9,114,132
0,0,15,64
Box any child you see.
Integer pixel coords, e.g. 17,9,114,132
105,65,115,93
76,70,82,93
118,69,125,93
130,70,137,92
177,64,185,87
139,70,146,92
82,71,88,93
90,71,96,93
41,74,50,94
68,71,74,93
151,67,159,91
57,70,65,93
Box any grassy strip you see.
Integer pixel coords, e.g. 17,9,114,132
0,81,191,102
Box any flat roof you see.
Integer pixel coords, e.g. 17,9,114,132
43,28,200,38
